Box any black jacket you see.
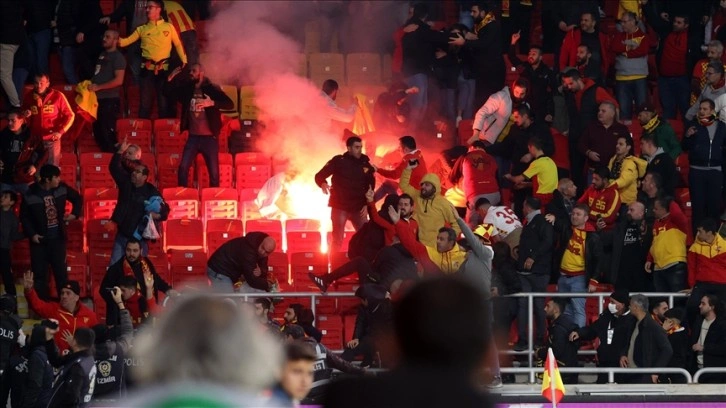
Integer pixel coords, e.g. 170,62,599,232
109,153,169,240
517,212,553,275
55,0,104,47
207,233,271,290
20,182,82,240
163,74,234,137
0,0,25,45
3,325,54,408
599,217,652,286
507,44,556,121
100,257,172,325
536,314,579,383
690,316,726,376
546,189,573,222
24,0,56,34
646,151,678,197
486,121,554,176
681,121,726,168
577,310,637,364
106,0,145,36
662,329,691,384
0,312,22,373
464,19,505,84
625,316,673,369
401,18,449,77
46,344,95,408
0,125,45,185
93,309,134,397
553,219,602,281
315,152,376,213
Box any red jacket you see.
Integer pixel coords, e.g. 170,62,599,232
577,183,621,229
450,149,499,202
559,29,611,74
377,150,427,187
25,288,98,354
687,234,726,288
575,78,618,111
368,201,419,245
21,89,75,141
123,291,158,327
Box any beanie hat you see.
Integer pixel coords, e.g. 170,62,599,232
62,281,81,296
610,288,630,305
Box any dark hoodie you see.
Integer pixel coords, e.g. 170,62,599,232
353,284,393,341
348,194,399,262
5,325,54,408
537,313,580,383
207,233,272,290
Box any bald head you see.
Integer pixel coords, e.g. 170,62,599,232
627,201,645,222
258,237,276,258
558,178,577,199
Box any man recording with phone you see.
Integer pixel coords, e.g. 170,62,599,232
92,285,134,398
23,271,97,354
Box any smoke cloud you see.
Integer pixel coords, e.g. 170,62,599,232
202,1,407,220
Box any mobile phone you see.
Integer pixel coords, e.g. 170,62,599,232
41,319,59,330
408,159,419,166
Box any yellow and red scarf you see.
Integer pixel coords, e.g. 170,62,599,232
123,258,153,292
474,12,496,35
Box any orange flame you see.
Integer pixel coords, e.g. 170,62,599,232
283,178,331,253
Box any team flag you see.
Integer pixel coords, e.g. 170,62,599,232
541,347,566,406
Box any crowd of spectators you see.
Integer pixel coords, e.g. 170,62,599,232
1,0,726,404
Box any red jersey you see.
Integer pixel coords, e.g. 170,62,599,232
21,89,75,141
451,149,499,202
577,183,621,229
377,150,427,187
368,202,419,245
25,288,98,354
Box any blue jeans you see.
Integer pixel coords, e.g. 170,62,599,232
615,78,647,120
178,135,220,187
441,88,456,122
28,29,51,76
0,183,29,195
494,156,512,187
405,73,428,130
43,141,61,167
12,67,28,102
557,274,587,328
58,46,79,85
207,267,234,293
373,180,398,202
110,234,149,266
658,76,690,120
457,74,476,119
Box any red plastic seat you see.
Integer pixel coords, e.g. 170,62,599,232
164,219,205,251
289,251,329,290
285,219,322,253
83,187,118,221
80,153,115,190
267,251,291,289
197,153,234,189
86,219,116,252
59,152,78,187
153,118,181,134
245,219,283,245
201,188,238,222
457,119,473,145
205,219,244,255
162,187,200,220
235,162,271,191
155,130,188,156
116,118,152,135
168,249,208,286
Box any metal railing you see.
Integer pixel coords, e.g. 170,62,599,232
498,366,693,384
693,368,726,383
504,292,689,369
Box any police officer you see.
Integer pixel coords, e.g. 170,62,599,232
92,287,134,399
45,326,97,407
0,295,21,373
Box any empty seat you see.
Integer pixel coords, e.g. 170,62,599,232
206,219,244,255
245,219,283,245
220,85,239,118
80,153,115,189
153,118,181,134
83,187,118,221
239,86,259,121
155,130,188,156
116,118,152,135
267,251,291,288
235,161,271,191
325,229,355,253
458,119,474,145
308,53,345,88
289,251,329,289
196,153,234,189
285,219,322,253
157,153,192,190
234,152,270,166
164,218,205,251
59,152,78,188
168,249,208,286
119,129,152,152
346,53,382,85
162,187,200,220
86,219,116,252
65,219,84,253
201,188,238,222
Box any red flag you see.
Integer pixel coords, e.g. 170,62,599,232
541,347,566,406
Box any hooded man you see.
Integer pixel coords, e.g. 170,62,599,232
399,166,460,247
207,232,277,293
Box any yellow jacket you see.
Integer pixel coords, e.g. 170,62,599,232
608,155,646,204
400,169,460,247
648,212,688,269
119,19,187,66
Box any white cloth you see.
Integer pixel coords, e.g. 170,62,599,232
483,205,523,238
472,86,513,144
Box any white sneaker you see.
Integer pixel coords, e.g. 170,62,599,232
487,376,503,389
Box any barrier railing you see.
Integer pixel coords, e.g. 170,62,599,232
498,366,694,384
693,368,726,383
503,292,689,369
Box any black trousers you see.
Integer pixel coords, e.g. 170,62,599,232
341,336,375,367
30,239,67,300
0,249,15,296
93,97,120,152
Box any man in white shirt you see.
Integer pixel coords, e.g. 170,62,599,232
474,197,522,242
321,79,357,124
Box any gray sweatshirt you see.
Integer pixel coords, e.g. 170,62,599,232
456,217,493,300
